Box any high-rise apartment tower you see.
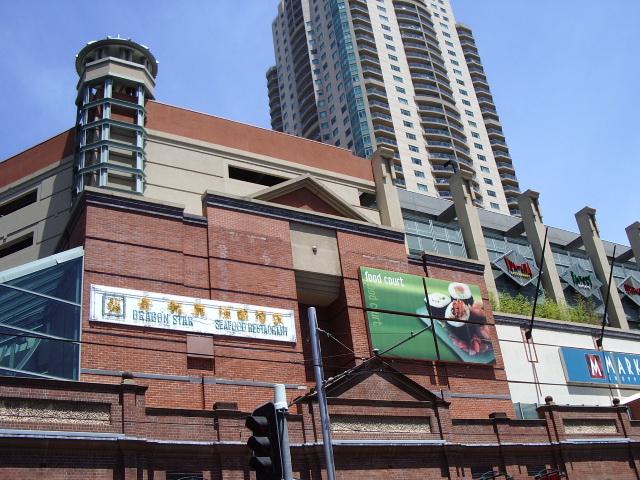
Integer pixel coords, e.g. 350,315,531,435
267,0,521,215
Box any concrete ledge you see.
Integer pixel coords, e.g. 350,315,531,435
494,312,640,340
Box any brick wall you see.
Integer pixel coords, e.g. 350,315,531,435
0,377,638,479
42,193,639,479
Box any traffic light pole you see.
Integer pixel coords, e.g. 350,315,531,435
308,307,337,480
274,384,294,480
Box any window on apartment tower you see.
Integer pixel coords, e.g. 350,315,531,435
417,183,428,192
404,121,414,128
406,132,416,140
484,178,493,185
478,154,486,161
490,202,500,210
411,157,422,165
487,190,496,197
409,145,419,152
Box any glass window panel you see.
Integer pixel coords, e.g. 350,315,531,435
403,219,417,233
4,256,83,304
406,234,422,253
450,243,466,258
0,327,79,380
493,238,507,252
432,225,448,240
434,239,451,255
415,220,432,237
0,286,81,340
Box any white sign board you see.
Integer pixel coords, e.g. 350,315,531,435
90,284,296,343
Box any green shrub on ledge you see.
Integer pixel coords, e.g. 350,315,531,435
490,291,600,325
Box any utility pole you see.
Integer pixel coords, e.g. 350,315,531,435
307,307,337,480
274,384,294,480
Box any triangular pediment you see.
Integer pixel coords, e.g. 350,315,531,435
251,174,370,222
311,358,446,405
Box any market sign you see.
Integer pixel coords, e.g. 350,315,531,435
359,267,495,365
560,347,640,386
560,264,602,299
618,274,640,307
492,250,539,287
90,285,296,343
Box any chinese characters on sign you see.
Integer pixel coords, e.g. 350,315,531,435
90,285,296,343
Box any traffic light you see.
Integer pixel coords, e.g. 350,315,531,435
245,402,283,480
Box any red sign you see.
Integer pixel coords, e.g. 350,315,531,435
624,283,640,296
585,354,605,379
505,257,534,279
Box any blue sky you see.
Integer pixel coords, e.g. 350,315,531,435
1,1,638,245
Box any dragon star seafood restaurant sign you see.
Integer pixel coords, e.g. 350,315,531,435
359,267,495,365
90,285,296,343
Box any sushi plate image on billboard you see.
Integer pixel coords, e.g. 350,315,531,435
359,267,495,364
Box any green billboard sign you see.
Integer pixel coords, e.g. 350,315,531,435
360,267,495,364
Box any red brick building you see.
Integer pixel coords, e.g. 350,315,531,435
0,38,638,480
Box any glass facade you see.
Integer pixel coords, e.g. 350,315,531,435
329,0,373,158
0,248,83,380
403,212,467,258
